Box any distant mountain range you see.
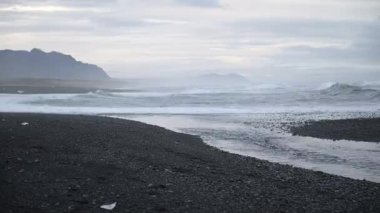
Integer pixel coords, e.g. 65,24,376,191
0,48,110,80
196,73,251,84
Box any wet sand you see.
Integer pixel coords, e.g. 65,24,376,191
291,118,380,142
0,113,379,212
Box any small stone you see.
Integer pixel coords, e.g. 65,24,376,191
158,184,167,189
164,169,172,173
100,202,117,210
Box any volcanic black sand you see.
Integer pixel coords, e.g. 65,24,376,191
291,118,380,142
0,113,379,212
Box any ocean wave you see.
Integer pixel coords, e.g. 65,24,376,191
359,81,380,90
105,88,253,98
320,83,380,98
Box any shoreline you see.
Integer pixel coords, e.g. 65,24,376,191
1,113,379,212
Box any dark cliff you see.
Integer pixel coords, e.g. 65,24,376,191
0,48,110,80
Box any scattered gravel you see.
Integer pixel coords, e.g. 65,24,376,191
1,113,379,212
291,118,380,142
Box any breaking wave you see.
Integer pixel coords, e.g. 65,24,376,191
320,83,380,99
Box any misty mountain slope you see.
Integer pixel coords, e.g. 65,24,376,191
192,73,252,87
0,48,110,80
127,73,252,90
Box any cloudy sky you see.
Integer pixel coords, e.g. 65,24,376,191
1,0,379,83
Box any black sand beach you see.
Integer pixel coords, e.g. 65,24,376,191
291,118,380,142
1,113,379,212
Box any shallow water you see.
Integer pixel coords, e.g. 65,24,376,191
113,114,380,183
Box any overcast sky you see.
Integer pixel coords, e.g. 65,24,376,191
1,0,379,83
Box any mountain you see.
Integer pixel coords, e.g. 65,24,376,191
193,73,252,87
198,73,251,82
0,48,110,80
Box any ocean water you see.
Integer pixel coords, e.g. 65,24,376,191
1,83,380,182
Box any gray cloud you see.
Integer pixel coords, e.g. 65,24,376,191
0,0,379,82
0,0,116,7
229,18,380,40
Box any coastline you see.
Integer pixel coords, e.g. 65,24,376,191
1,113,379,212
0,79,128,94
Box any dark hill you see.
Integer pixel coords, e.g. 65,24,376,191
0,48,110,80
